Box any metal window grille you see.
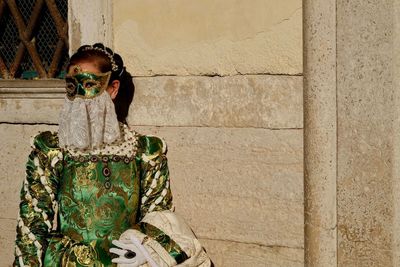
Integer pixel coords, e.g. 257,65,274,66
0,0,68,79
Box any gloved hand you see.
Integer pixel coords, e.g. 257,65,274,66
109,236,159,267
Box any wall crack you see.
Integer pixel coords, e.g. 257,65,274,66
198,237,304,250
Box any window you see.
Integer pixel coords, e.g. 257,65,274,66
0,0,68,80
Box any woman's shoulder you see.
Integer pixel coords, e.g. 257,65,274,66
31,131,60,152
30,126,167,157
129,129,167,157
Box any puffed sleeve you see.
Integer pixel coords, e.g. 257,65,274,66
14,131,63,267
138,135,173,219
118,135,211,267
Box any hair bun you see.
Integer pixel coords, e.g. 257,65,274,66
78,45,91,52
93,43,105,49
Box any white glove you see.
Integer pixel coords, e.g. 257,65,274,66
109,236,159,267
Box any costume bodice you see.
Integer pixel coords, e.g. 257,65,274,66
58,152,140,264
15,127,177,267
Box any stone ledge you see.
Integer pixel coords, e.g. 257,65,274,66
128,75,303,128
0,80,65,98
0,75,302,129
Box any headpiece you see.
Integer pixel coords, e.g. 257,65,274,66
82,45,119,71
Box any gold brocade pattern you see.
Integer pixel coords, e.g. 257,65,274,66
52,151,140,266
73,242,97,265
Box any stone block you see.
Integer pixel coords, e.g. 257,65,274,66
114,0,302,76
0,75,302,130
134,126,304,250
0,98,63,124
128,75,303,128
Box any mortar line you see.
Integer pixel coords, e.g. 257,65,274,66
132,73,303,78
0,122,303,130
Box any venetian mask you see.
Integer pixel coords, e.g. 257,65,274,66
65,65,111,100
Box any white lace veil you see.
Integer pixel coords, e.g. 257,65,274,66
58,91,121,150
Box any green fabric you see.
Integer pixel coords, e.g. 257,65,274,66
137,135,173,220
14,132,174,267
15,132,61,267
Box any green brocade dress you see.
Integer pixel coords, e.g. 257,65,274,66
13,126,186,266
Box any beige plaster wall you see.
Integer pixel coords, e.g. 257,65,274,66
113,0,302,76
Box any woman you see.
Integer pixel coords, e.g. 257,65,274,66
14,43,211,267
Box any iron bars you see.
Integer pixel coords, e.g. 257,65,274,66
0,0,68,79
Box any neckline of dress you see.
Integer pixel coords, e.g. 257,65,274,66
63,123,139,157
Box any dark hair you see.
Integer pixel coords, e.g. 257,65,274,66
68,43,135,124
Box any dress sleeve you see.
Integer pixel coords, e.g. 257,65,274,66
14,132,63,267
121,211,212,267
118,135,212,266
138,135,173,220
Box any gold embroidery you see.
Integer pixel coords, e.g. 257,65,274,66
72,241,97,266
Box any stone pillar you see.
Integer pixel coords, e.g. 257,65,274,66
393,2,400,265
303,1,337,266
305,0,397,266
68,0,113,53
336,1,394,265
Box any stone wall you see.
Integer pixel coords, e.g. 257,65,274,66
0,1,303,266
114,1,304,266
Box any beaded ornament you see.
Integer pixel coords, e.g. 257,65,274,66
82,45,119,71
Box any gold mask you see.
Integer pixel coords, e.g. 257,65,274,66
65,65,111,100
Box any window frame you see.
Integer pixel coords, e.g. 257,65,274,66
0,0,112,123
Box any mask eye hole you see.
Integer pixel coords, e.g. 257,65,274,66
83,80,99,89
66,82,76,91
65,77,77,97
